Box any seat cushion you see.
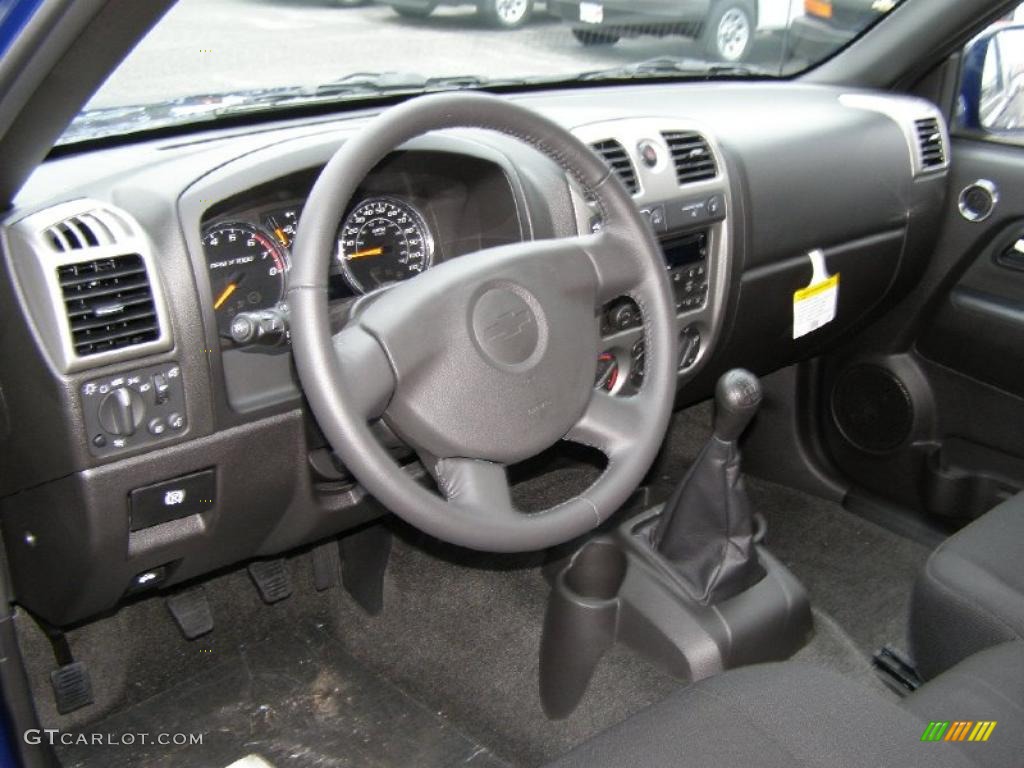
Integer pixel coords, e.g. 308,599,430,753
910,493,1024,680
546,661,976,768
902,642,1024,768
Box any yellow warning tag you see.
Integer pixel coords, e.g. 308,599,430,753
793,250,839,339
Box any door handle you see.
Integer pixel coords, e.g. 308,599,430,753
997,238,1024,271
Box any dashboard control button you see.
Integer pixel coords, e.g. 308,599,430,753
638,140,659,168
129,469,216,531
610,303,637,330
97,387,145,437
148,418,167,436
168,413,185,430
92,434,107,448
707,194,724,218
128,566,168,593
640,204,667,233
152,373,170,404
680,326,702,370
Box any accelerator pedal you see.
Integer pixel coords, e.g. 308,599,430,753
311,541,342,592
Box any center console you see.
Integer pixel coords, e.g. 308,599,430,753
574,118,733,395
539,369,813,719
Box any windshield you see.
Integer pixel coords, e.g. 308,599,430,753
60,0,903,144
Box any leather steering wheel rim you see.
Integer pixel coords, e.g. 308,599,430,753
289,92,677,552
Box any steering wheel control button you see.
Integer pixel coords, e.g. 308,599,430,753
958,180,998,223
129,469,216,532
81,362,187,457
471,286,544,368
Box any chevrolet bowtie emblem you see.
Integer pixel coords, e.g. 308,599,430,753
484,309,534,343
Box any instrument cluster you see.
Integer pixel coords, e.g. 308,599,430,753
201,196,436,342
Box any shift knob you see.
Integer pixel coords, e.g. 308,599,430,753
713,369,762,443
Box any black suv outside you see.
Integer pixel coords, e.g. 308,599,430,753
551,0,759,62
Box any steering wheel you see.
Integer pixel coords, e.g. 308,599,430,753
289,92,677,552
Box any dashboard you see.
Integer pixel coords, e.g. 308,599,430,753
0,83,950,625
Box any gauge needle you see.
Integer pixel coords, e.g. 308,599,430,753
274,227,288,246
213,282,238,310
348,247,384,260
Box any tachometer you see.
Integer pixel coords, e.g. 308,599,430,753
202,222,289,337
336,197,433,294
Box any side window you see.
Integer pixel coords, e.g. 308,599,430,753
958,2,1024,139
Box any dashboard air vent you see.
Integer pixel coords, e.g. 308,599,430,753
663,131,718,185
914,117,946,169
45,209,132,253
57,254,161,357
590,139,640,195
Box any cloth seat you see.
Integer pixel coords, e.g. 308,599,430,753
547,643,1024,768
910,493,1024,680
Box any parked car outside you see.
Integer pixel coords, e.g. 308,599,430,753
550,0,802,63
786,0,888,61
379,0,539,29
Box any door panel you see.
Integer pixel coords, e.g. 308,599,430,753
821,139,1024,521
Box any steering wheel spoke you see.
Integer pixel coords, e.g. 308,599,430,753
434,457,520,522
565,390,645,459
332,325,396,420
584,230,648,305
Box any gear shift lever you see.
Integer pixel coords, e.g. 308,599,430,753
651,369,766,604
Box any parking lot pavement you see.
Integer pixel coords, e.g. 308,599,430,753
89,0,788,108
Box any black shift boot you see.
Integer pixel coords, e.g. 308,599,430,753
651,369,766,604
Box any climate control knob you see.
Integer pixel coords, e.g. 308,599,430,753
97,387,146,437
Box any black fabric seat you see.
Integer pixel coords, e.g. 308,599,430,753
547,643,1024,768
910,493,1024,680
903,642,1024,768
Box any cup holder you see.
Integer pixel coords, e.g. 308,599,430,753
562,541,627,601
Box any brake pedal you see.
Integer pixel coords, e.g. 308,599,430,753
166,587,214,640
248,559,292,604
50,661,94,715
873,645,922,695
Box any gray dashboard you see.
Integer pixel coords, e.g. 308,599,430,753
0,81,950,625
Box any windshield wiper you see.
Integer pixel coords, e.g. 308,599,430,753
62,73,515,144
577,57,770,82
313,71,497,98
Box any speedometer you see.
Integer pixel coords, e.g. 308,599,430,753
336,197,434,294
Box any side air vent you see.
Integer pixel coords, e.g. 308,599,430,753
914,117,946,169
57,255,160,357
45,209,132,253
590,139,640,195
5,200,172,373
663,131,718,185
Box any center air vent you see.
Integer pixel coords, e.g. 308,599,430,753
57,254,161,357
590,139,640,195
663,131,718,185
914,117,946,169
